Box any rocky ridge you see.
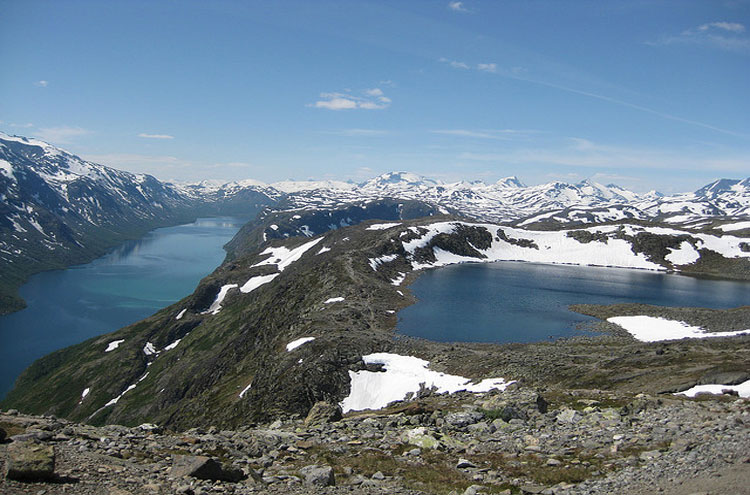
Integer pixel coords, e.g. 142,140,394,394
4,211,749,429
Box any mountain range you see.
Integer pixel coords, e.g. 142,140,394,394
2,131,749,315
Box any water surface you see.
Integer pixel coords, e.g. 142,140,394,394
0,217,245,399
397,262,750,344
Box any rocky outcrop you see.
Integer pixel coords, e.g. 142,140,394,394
1,387,748,494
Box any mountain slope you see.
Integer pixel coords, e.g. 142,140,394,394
4,205,748,428
0,133,279,314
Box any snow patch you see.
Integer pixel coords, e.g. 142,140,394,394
175,309,187,320
324,297,345,304
164,338,182,351
369,254,398,271
143,342,158,356
240,273,279,293
341,353,512,413
105,339,125,352
675,379,750,398
204,284,239,315
317,246,331,255
253,237,323,271
665,241,700,265
608,316,750,342
286,337,315,351
366,222,402,231
80,388,90,401
391,272,407,286
239,382,253,398
719,221,750,232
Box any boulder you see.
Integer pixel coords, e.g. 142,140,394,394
299,464,335,486
5,440,56,481
403,427,441,449
304,401,342,427
445,411,484,428
171,455,245,482
556,408,582,424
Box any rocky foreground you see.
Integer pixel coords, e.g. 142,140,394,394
2,386,748,495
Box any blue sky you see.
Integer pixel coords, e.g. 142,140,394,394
1,0,748,193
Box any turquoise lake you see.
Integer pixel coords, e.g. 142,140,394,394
397,262,750,344
0,217,245,399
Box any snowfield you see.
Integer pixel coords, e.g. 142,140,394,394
607,316,750,342
341,353,512,413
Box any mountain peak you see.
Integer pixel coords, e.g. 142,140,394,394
496,176,525,188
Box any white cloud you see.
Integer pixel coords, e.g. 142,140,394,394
138,133,174,139
310,89,391,110
697,22,745,33
649,21,750,53
477,63,497,73
439,57,470,69
448,1,468,12
10,122,34,128
34,80,48,87
36,126,90,144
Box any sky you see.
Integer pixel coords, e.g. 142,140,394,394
1,0,749,193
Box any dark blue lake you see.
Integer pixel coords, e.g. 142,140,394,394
0,217,245,399
397,262,750,344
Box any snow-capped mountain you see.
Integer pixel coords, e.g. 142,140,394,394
2,130,748,314
0,132,207,313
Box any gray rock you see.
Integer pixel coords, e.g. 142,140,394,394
299,464,335,486
457,458,477,469
304,401,343,427
5,440,56,481
697,370,749,386
445,411,484,428
556,408,581,424
464,485,485,495
171,455,246,482
371,470,385,480
520,484,548,494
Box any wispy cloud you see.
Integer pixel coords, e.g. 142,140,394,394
10,122,34,128
36,126,90,144
458,138,750,173
138,133,174,140
310,88,391,110
33,80,48,87
325,129,390,137
698,22,745,33
439,57,470,69
448,1,469,13
439,56,745,138
648,21,750,53
432,129,536,139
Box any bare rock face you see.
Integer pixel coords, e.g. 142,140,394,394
304,401,343,427
171,455,245,482
5,440,55,481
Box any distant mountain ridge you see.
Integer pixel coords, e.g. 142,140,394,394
181,170,749,226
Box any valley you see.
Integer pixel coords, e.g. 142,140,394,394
1,132,749,494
